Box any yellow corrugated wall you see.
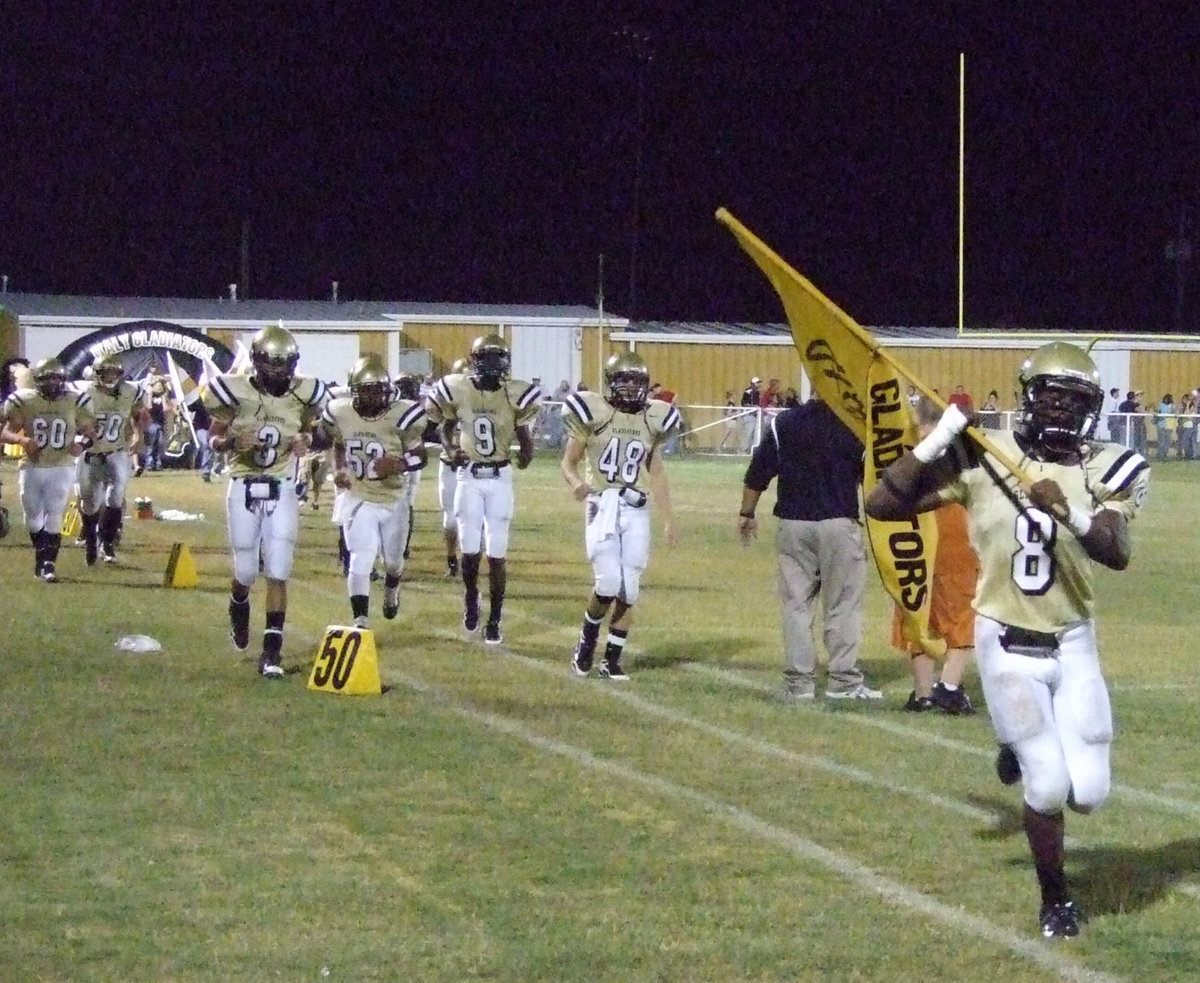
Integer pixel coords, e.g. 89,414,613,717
1131,350,1200,403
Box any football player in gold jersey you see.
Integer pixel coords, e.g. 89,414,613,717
561,352,679,679
1,357,97,581
866,342,1150,939
203,325,328,678
425,335,542,644
76,354,148,565
319,356,428,627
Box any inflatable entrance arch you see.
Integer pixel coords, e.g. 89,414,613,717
56,320,236,381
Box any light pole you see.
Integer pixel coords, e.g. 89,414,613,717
1165,205,1192,331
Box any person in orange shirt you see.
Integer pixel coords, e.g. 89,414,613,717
891,395,980,714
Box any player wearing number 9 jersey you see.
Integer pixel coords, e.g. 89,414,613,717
202,325,328,678
866,342,1149,940
425,334,541,644
560,351,679,680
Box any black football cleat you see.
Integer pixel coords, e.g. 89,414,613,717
904,690,934,712
1039,901,1081,939
931,681,976,715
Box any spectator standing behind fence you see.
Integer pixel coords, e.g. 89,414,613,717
719,391,738,452
760,378,781,409
948,384,973,412
740,376,761,451
1119,391,1147,454
141,378,170,472
737,392,881,701
979,390,1001,430
1154,394,1175,461
1178,392,1197,459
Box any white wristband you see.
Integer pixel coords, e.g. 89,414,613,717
912,405,969,463
1065,505,1093,538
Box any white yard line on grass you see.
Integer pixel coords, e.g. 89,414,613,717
398,670,1129,983
683,663,1200,819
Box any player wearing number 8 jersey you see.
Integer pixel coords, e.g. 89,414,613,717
425,335,541,644
203,325,328,678
560,352,679,680
866,342,1149,940
319,356,428,628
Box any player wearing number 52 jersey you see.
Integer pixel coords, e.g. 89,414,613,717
425,334,541,645
866,342,1149,940
561,352,679,680
0,357,97,582
319,356,428,628
75,354,148,566
203,325,328,678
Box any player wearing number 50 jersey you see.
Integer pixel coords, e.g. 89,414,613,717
866,342,1149,940
320,356,428,628
75,354,148,565
203,325,328,678
0,357,97,582
561,352,679,680
425,334,541,644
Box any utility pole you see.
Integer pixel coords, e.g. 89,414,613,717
615,25,653,318
1165,206,1192,331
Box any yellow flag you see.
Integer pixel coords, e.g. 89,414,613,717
717,207,945,658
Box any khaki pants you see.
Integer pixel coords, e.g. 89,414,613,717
776,517,866,693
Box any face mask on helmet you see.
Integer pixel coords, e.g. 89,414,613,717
604,355,651,412
470,345,510,391
251,327,299,396
95,356,125,391
1016,344,1103,457
394,374,420,401
349,361,392,417
33,359,67,400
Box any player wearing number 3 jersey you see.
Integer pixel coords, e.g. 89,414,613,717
561,352,679,680
203,325,328,678
866,342,1149,940
425,335,542,644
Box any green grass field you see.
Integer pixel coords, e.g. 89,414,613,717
2,451,1199,983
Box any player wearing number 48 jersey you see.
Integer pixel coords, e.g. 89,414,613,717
203,325,328,678
561,352,679,680
425,335,541,644
319,356,428,628
866,342,1149,940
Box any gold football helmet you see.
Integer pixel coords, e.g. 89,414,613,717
32,357,68,400
94,353,125,390
469,334,510,391
348,355,392,417
1016,342,1104,456
251,324,299,395
603,351,651,413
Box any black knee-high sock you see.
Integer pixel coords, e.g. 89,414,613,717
31,529,46,572
461,552,481,596
578,611,603,657
44,532,62,565
1024,804,1068,906
100,505,123,546
487,557,506,623
263,611,285,657
603,628,629,665
337,529,350,575
82,512,99,546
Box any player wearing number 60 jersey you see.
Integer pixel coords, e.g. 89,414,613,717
425,334,541,644
1,357,97,582
866,342,1149,940
320,356,428,628
560,351,679,680
202,325,328,678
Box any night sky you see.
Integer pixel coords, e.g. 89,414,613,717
4,4,1199,332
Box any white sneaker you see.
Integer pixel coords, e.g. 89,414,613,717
826,683,883,701
353,615,371,630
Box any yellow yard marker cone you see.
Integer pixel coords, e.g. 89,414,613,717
308,625,382,695
62,499,82,538
163,542,199,588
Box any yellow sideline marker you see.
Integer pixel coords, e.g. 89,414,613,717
308,626,382,695
163,542,199,588
62,500,82,539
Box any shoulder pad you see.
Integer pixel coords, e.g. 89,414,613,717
646,398,681,435
509,378,542,411
562,390,608,429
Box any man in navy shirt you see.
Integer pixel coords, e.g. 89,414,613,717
738,392,881,701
